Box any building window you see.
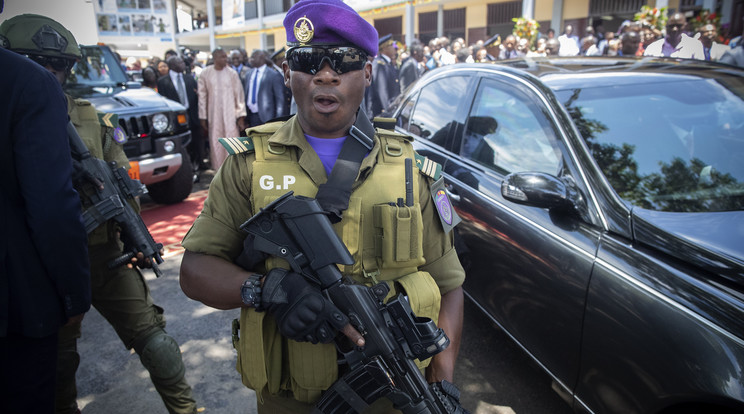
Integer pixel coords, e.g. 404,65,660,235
679,0,701,13
588,0,645,17
419,11,437,44
444,8,466,40
488,2,522,24
487,2,522,38
245,0,257,19
374,16,403,43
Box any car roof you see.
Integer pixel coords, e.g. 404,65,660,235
422,57,744,91
497,56,744,89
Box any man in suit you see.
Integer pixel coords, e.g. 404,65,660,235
399,40,425,92
368,34,400,118
158,55,207,171
0,33,91,414
230,49,250,89
244,49,288,127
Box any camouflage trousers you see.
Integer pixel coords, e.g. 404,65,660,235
55,240,196,414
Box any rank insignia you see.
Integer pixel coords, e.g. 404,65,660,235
219,136,255,155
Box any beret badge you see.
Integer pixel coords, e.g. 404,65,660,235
294,16,314,44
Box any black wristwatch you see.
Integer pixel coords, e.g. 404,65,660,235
240,274,263,311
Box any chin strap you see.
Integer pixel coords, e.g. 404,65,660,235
314,107,375,223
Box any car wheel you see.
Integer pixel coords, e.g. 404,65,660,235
146,150,194,205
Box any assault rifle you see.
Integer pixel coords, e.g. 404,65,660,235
240,191,465,414
67,121,164,277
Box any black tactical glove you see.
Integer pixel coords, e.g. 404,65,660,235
262,268,349,344
430,380,470,414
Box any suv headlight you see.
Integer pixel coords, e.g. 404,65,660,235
152,113,169,133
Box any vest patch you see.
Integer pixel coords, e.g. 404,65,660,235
429,177,461,233
220,136,255,155
258,174,296,191
414,153,441,180
113,127,127,144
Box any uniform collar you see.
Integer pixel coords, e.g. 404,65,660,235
268,115,380,186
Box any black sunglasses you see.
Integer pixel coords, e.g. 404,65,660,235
26,54,75,72
286,46,368,75
667,23,684,29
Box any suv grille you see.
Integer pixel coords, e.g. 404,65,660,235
119,115,151,138
119,115,154,157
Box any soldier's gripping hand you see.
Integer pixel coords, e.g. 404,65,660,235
262,268,350,344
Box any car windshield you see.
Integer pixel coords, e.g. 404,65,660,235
65,46,129,98
555,74,744,213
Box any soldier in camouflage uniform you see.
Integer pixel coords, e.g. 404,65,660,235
0,15,198,414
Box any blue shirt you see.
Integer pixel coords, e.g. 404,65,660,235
305,134,347,175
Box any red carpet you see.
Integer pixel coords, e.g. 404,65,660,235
140,190,208,258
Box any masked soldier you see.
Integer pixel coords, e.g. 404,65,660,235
0,15,198,414
179,0,468,413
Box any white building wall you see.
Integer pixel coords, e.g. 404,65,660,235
2,0,99,45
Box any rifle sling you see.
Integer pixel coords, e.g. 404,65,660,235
315,108,375,223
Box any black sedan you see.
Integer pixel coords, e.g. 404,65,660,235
387,57,744,414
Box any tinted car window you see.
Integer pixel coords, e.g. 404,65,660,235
67,46,129,98
408,76,469,145
461,78,561,175
397,92,417,131
557,76,744,212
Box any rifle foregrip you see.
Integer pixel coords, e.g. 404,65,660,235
108,251,135,270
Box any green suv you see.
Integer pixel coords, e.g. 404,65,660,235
64,44,193,204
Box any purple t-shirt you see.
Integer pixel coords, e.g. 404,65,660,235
305,134,347,175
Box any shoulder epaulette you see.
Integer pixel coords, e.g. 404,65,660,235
414,153,442,180
245,120,285,135
219,136,255,155
97,111,118,129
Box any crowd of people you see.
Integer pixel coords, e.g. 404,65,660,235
113,10,743,177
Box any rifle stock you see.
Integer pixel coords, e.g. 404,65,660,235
240,191,456,413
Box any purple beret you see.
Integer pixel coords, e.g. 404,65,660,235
284,0,378,57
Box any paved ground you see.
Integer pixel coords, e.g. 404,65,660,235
76,256,254,413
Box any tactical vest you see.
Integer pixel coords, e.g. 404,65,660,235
228,120,442,403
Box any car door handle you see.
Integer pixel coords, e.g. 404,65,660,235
445,184,461,202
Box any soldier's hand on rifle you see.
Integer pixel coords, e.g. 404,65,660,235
127,249,164,270
261,268,364,346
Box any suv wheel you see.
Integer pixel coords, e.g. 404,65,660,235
146,150,194,205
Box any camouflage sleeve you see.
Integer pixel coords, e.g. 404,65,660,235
419,175,466,295
98,111,130,168
182,152,255,261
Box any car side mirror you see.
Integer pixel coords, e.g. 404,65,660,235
125,81,142,89
501,172,585,217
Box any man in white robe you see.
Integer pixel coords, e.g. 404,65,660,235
198,48,247,170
